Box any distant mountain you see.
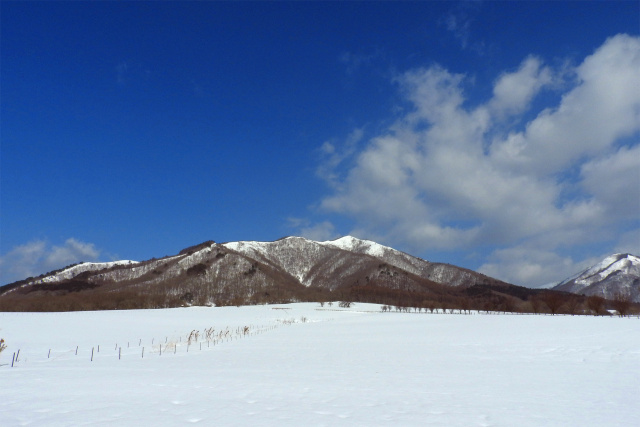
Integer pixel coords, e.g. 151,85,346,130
0,236,517,311
552,254,640,302
223,236,497,289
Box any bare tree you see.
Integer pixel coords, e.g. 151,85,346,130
529,296,543,314
565,297,581,315
501,297,517,313
440,302,449,314
483,298,497,314
611,292,632,317
541,292,565,315
459,297,472,314
426,301,436,313
586,295,605,315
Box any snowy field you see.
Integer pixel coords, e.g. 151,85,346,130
1,303,638,426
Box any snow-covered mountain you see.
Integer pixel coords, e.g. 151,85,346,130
29,260,139,284
223,236,490,289
552,254,640,302
0,235,513,309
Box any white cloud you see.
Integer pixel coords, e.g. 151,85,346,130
300,221,338,242
580,144,640,219
288,218,338,242
614,228,640,256
45,238,99,267
316,127,365,188
478,247,599,288
489,56,553,117
0,238,100,285
491,34,640,175
316,34,640,286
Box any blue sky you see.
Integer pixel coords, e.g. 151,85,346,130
1,1,639,287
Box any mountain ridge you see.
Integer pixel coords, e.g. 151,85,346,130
552,253,640,302
5,236,636,312
0,236,516,310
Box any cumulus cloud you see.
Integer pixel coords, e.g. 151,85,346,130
0,238,100,285
300,221,338,242
489,56,554,117
288,218,338,242
316,34,640,287
492,34,640,175
614,228,640,256
316,127,365,187
478,247,599,288
580,144,640,219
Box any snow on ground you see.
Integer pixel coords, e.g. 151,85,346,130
1,304,638,426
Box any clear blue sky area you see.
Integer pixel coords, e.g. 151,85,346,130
1,1,638,286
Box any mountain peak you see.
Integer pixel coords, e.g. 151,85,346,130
553,253,640,302
320,235,389,257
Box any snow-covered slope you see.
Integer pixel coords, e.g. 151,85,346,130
31,260,139,284
224,236,415,287
324,236,496,287
553,253,640,302
223,237,337,286
224,235,497,288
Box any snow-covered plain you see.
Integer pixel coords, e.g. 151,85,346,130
1,303,638,426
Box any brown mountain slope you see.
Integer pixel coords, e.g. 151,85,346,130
0,236,576,313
